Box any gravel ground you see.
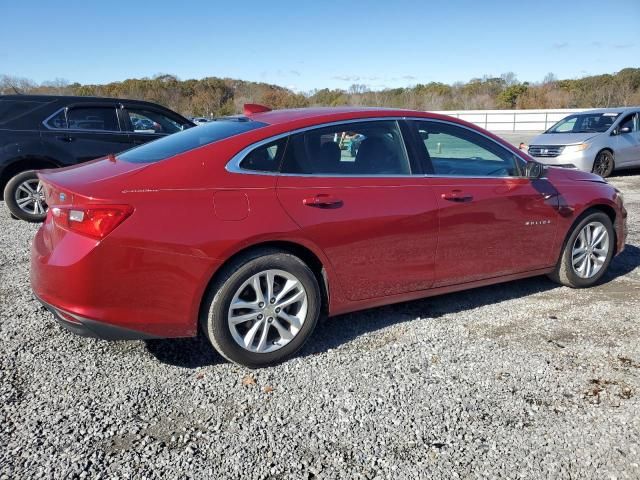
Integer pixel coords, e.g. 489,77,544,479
1,172,639,479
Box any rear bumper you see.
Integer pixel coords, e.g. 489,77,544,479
36,294,159,340
30,217,217,339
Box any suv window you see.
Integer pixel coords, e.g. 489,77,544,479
281,120,410,175
45,109,68,129
127,108,183,134
239,138,287,172
413,121,521,177
67,107,119,131
119,118,267,163
619,113,637,132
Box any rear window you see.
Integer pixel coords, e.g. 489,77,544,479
0,100,49,125
118,118,267,163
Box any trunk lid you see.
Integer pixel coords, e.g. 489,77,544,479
38,156,149,207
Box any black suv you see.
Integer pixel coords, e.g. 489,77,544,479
0,95,194,221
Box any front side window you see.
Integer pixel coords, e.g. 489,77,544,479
127,108,183,134
547,113,619,134
618,113,637,132
414,121,521,177
281,120,410,175
67,107,119,131
119,118,267,163
239,138,287,172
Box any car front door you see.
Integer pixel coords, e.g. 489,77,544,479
409,120,560,287
275,119,439,301
613,112,640,168
41,103,131,163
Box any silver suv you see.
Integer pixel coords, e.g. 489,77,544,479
528,107,640,177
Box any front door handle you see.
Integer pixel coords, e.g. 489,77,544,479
303,194,344,209
55,135,74,143
441,190,473,203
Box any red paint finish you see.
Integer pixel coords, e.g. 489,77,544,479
30,107,628,339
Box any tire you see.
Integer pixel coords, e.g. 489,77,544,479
592,150,615,178
200,248,321,368
548,211,615,288
4,170,48,222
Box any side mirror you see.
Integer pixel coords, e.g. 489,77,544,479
525,161,545,179
618,126,632,134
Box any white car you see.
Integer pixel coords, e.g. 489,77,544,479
528,107,640,177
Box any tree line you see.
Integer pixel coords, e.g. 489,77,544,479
1,68,639,118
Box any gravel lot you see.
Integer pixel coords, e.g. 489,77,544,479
1,172,639,479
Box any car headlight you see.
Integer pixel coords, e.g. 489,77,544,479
562,143,590,154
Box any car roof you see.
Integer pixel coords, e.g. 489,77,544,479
578,106,640,115
0,94,171,108
248,106,442,127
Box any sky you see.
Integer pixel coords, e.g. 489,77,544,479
1,0,639,92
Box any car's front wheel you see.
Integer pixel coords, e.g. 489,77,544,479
201,249,321,368
548,211,614,288
4,170,48,222
592,150,615,178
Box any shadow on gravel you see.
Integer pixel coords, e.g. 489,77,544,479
610,168,640,178
144,244,639,367
602,244,640,281
300,242,640,357
145,335,223,368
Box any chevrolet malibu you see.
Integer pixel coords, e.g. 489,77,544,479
31,105,628,368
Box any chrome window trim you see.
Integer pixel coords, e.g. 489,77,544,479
225,116,533,179
42,106,124,134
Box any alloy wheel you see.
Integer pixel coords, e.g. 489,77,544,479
593,152,612,177
14,178,47,216
227,269,308,353
571,221,609,279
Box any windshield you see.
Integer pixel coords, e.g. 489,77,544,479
118,118,267,163
546,112,620,134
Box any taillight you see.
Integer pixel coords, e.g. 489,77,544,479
51,205,133,239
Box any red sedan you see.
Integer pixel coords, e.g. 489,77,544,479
31,105,628,367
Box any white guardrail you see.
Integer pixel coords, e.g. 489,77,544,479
432,108,590,133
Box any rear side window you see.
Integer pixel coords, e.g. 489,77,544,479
67,107,119,131
119,118,267,163
281,120,411,175
239,138,287,172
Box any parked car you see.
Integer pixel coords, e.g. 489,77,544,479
31,105,627,368
0,95,194,221
528,107,640,177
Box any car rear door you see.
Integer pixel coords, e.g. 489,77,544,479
408,119,559,287
275,119,439,301
41,103,131,163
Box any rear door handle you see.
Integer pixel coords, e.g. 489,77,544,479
303,194,344,209
441,190,473,203
55,135,74,143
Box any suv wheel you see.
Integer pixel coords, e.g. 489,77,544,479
201,249,321,368
592,150,614,178
548,211,614,288
4,170,48,222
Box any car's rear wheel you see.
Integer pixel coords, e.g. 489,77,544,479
548,211,614,288
592,150,614,178
201,249,321,368
4,170,48,222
